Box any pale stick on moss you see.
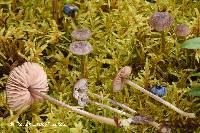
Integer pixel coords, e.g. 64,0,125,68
113,66,195,118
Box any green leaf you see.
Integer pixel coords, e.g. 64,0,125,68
181,37,200,49
191,72,200,77
190,87,200,96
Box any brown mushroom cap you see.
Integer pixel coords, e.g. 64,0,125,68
69,41,93,55
113,66,132,92
148,12,174,31
72,28,92,41
6,62,49,111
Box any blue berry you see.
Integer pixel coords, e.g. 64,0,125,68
63,4,78,17
150,86,166,97
146,0,156,3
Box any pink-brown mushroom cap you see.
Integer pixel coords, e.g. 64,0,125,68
6,62,49,111
113,66,132,92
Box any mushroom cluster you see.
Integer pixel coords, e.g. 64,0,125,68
6,62,169,132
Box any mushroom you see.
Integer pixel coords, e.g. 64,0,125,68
148,12,174,53
71,28,92,41
113,66,132,92
175,24,190,37
148,12,174,32
69,41,93,78
5,62,120,126
112,66,195,118
73,78,167,132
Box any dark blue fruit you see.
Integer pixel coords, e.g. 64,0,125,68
146,0,156,3
63,4,78,17
150,86,166,97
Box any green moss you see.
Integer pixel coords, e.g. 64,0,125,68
1,0,200,132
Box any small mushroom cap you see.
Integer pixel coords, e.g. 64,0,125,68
113,66,132,92
175,24,190,37
72,28,92,40
69,41,93,55
73,78,89,107
6,62,49,111
148,12,174,31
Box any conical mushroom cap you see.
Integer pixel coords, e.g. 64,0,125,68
69,41,93,55
6,62,49,111
148,12,174,31
113,66,132,92
72,28,92,40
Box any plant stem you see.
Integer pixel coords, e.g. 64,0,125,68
31,90,117,126
52,0,59,25
125,80,195,118
160,31,165,53
80,55,87,78
89,93,137,114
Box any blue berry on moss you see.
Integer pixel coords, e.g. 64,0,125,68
150,86,166,97
64,4,78,17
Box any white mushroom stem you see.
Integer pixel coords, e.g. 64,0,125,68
30,90,117,126
89,93,137,114
88,100,132,117
125,80,195,118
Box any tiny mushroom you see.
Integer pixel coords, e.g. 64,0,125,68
69,41,93,78
175,24,190,37
112,66,195,118
69,41,93,56
73,78,89,107
148,12,174,31
72,28,92,41
113,66,132,92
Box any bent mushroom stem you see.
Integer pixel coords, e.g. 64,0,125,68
88,100,132,117
125,80,195,118
30,89,116,126
89,92,137,114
